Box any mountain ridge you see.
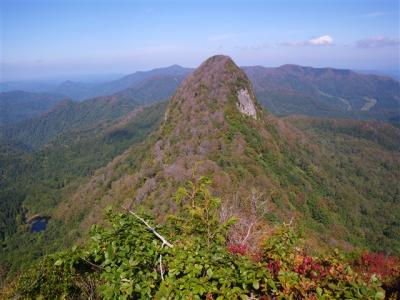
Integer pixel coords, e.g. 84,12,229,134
0,73,185,150
54,55,400,255
1,63,398,133
53,65,193,100
0,91,66,125
243,64,400,122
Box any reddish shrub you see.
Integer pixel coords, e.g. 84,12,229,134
227,243,247,256
354,252,400,299
294,256,328,280
267,260,281,276
356,252,400,280
251,251,263,263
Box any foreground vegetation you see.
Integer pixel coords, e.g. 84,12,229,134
9,178,399,299
0,102,167,282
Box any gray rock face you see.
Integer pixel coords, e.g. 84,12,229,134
236,88,257,118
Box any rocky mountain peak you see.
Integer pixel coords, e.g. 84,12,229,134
167,55,258,120
63,55,278,229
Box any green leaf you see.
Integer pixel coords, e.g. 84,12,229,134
252,280,259,290
54,259,63,266
316,287,323,296
375,291,385,300
207,268,213,277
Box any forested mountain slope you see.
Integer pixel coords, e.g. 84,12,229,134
0,65,189,142
0,102,166,280
0,74,180,150
244,65,400,123
0,91,65,125
287,116,400,252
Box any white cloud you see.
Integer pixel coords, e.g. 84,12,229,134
308,35,334,46
281,35,334,47
356,36,400,48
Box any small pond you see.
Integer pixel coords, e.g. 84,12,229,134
29,217,50,233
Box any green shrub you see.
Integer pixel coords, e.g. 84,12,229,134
15,178,385,299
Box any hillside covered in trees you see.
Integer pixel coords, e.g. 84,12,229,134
1,55,399,298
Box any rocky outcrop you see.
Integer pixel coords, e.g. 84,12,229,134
237,88,257,118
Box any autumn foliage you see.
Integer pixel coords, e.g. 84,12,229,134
12,178,392,299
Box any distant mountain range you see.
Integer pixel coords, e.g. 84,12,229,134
243,65,400,123
52,64,191,100
0,73,185,150
0,91,65,125
356,69,400,81
1,64,398,128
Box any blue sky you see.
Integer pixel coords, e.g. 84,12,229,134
0,0,399,80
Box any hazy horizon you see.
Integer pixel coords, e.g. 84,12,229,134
1,0,399,81
1,63,399,84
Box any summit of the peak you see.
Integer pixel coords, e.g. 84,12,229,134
167,55,258,119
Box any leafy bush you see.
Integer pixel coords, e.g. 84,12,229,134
16,250,93,299
353,252,400,299
14,178,387,299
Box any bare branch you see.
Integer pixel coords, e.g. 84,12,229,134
240,222,255,244
81,257,104,270
159,254,164,280
159,243,165,281
123,207,174,248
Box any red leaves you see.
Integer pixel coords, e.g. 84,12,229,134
353,252,400,298
356,252,400,280
227,243,282,277
294,256,328,280
267,260,281,276
227,244,265,265
227,243,247,256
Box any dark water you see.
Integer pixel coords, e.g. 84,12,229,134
31,218,48,232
